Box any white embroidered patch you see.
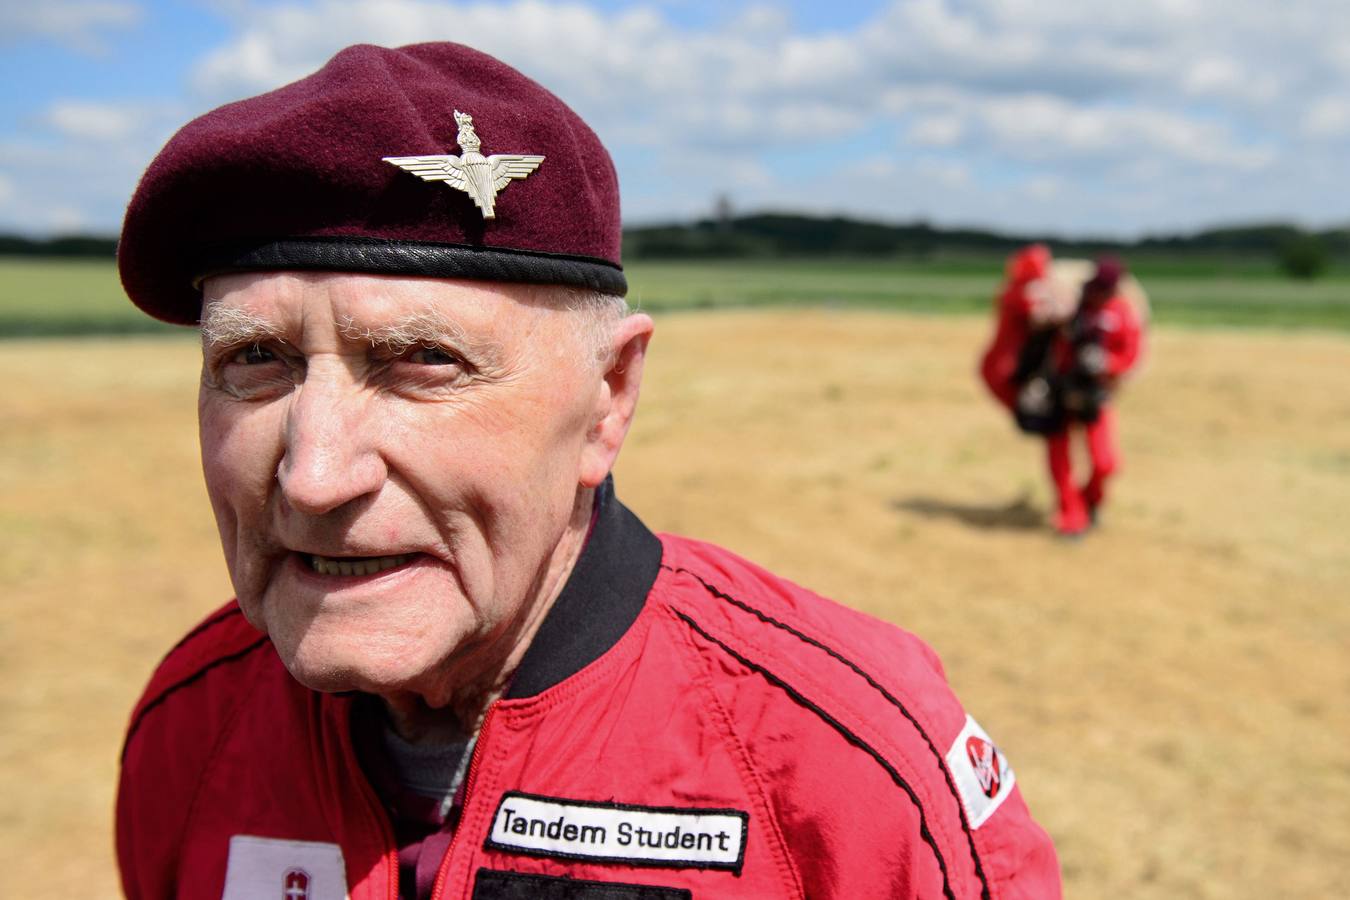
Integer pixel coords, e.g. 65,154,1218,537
221,835,349,900
487,792,748,873
945,714,1016,829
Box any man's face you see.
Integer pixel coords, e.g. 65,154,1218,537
197,272,625,704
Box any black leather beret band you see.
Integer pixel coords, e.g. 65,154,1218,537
192,236,628,303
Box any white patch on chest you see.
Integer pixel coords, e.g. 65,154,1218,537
221,835,349,900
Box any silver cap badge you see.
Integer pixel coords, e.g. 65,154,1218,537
383,110,544,219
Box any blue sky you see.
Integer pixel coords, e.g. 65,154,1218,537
2,0,1348,237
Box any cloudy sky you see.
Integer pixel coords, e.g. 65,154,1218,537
2,0,1347,238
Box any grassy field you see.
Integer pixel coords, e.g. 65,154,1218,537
3,254,1349,334
1,305,1347,898
0,259,180,337
626,257,1350,329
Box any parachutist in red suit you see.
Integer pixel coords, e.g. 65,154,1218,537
980,244,1053,409
1046,258,1144,536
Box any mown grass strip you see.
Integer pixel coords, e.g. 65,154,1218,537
626,259,1350,330
3,255,1348,337
0,258,185,338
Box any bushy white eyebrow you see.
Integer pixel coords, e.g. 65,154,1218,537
338,309,511,367
200,300,508,369
339,310,465,352
200,289,624,369
200,302,284,349
201,302,478,351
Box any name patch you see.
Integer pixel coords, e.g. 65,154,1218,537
486,792,748,873
945,714,1016,829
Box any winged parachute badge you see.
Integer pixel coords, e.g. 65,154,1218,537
383,110,544,219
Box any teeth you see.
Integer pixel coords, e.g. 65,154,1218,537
307,553,413,576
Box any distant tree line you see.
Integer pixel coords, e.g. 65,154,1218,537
624,214,1348,278
0,234,120,257
4,215,1346,278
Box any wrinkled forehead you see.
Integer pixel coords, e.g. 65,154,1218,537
203,271,549,332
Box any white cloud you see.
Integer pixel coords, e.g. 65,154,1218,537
846,156,901,180
974,94,1275,171
1,1,142,53
1329,37,1350,73
44,101,143,142
36,98,185,148
727,4,791,35
1181,57,1233,94
4,0,1349,236
914,157,971,188
184,0,1322,158
0,99,185,234
1302,96,1350,138
187,0,883,157
1023,175,1062,201
46,205,91,232
909,115,964,147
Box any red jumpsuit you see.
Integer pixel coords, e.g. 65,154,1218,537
118,487,1061,899
1046,294,1143,533
980,246,1050,409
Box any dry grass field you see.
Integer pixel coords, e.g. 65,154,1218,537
2,310,1347,898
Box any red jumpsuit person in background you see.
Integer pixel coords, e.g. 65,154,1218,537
980,244,1052,409
1047,258,1144,535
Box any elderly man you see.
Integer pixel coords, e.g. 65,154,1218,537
116,43,1060,899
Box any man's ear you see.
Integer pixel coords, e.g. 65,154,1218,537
579,312,654,488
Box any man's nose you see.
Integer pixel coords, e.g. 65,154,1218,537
277,373,387,516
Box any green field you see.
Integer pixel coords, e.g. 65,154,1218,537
0,259,182,337
3,255,1348,336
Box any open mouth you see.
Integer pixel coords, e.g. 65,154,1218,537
301,552,416,577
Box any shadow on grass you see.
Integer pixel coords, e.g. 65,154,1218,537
890,493,1044,531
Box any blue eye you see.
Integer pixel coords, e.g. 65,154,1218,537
408,346,459,366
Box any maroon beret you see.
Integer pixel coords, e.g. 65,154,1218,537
119,42,625,325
